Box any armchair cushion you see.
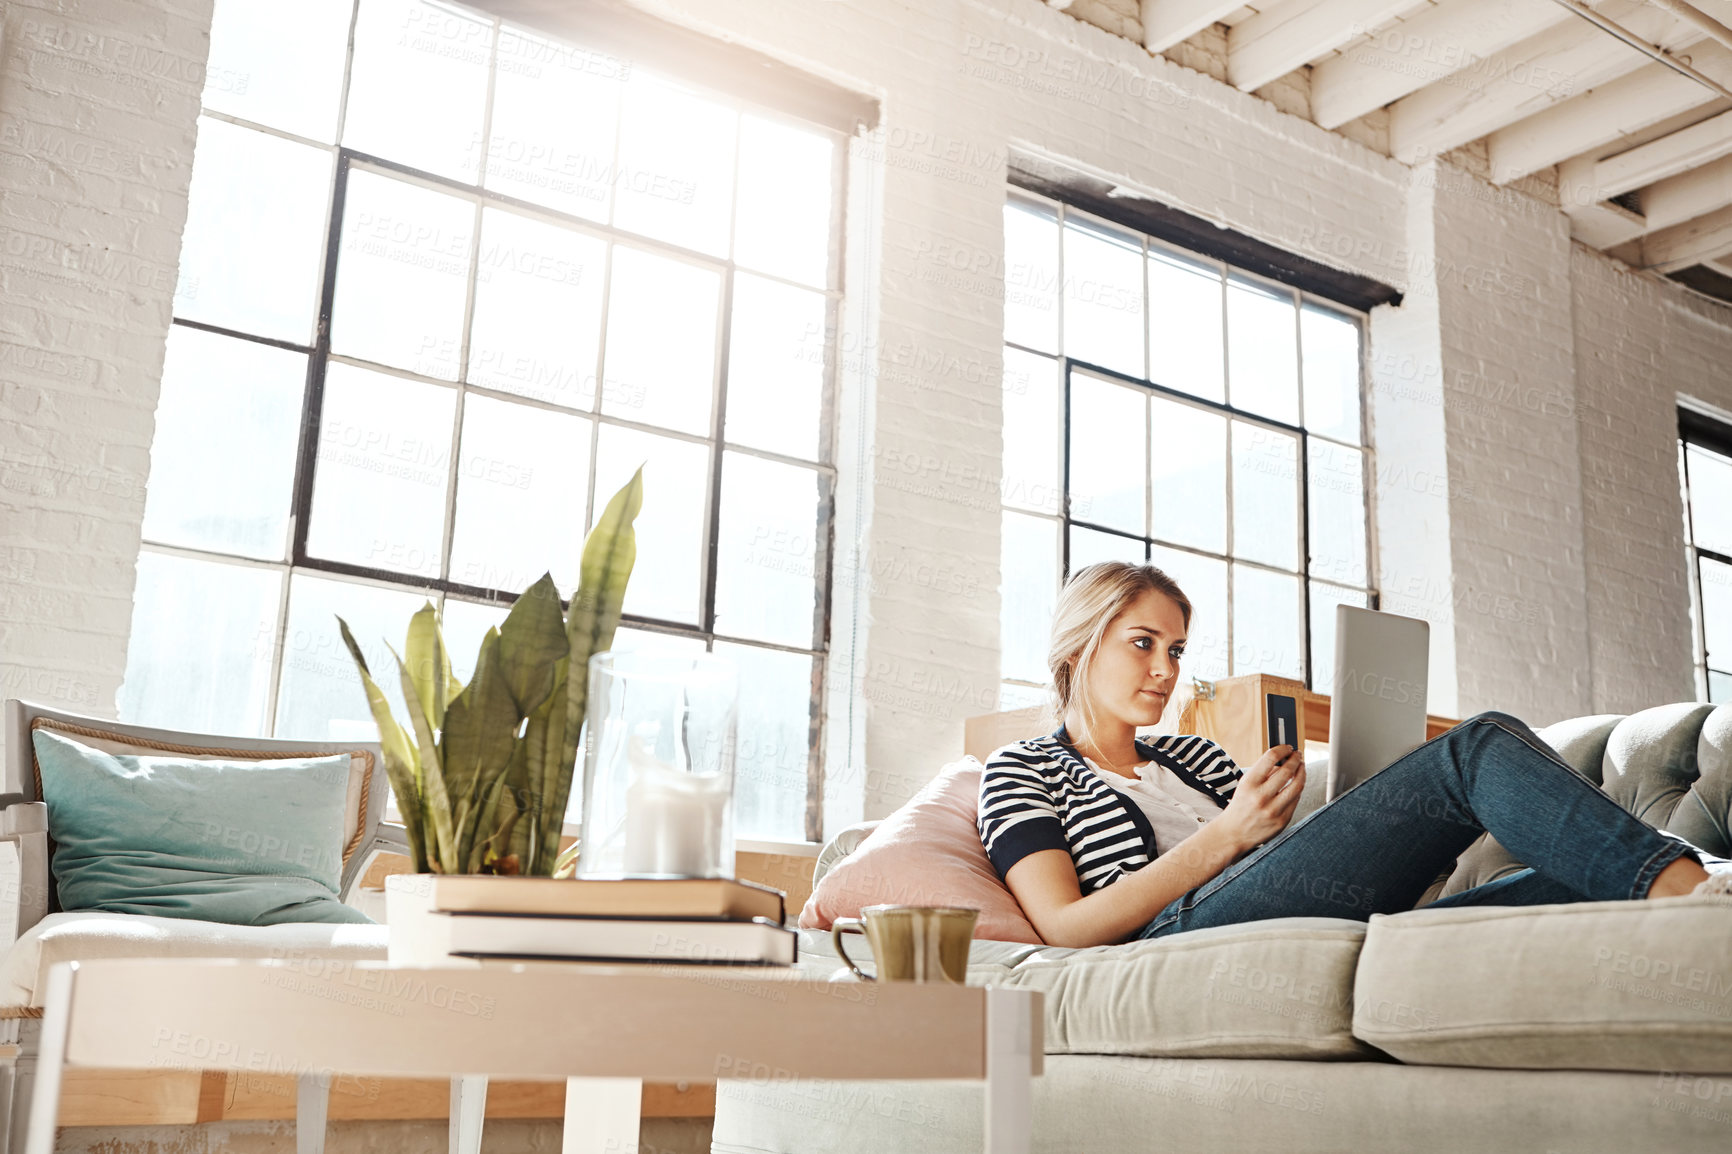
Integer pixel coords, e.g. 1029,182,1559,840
0,911,388,1009
32,729,371,926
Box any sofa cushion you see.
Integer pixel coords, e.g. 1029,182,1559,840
33,728,370,925
798,759,1043,943
1352,897,1732,1072
797,916,1375,1060
0,911,389,1009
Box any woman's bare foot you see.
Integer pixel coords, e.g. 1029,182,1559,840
1647,857,1711,899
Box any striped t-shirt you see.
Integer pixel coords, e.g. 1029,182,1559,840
977,727,1243,894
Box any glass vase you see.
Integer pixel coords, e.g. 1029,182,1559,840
577,651,739,879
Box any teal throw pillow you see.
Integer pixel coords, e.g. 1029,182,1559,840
32,728,372,925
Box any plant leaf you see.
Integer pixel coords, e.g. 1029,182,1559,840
393,644,457,872
496,573,569,717
554,467,643,855
521,658,568,874
338,616,427,872
439,626,521,862
404,601,453,731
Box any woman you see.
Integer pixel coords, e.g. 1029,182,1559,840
978,562,1730,948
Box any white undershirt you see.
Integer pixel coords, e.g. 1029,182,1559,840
1082,756,1224,857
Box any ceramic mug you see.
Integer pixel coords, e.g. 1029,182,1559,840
829,904,978,983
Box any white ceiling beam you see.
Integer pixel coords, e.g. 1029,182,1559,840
1590,107,1732,199
1485,40,1732,183
1310,0,1568,130
1640,152,1732,230
1387,0,1696,163
1141,0,1246,53
1558,155,1649,247
1226,0,1417,93
1641,201,1732,269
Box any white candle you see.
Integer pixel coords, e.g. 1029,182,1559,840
622,750,729,876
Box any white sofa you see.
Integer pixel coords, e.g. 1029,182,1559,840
712,702,1732,1153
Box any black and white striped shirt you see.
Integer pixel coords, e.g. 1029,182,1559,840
977,727,1243,894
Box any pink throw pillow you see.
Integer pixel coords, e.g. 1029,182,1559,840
798,758,1044,944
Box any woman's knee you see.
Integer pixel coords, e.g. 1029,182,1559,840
1465,709,1527,732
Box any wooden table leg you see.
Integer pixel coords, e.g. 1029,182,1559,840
983,989,1032,1154
561,1076,640,1154
450,1075,488,1154
296,1072,331,1154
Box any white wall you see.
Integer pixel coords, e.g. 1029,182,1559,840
5,0,1732,833
0,0,211,737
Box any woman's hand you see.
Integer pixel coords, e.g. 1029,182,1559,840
1216,744,1306,855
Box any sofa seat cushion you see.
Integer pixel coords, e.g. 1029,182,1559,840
1,911,389,1009
798,915,1375,1060
1353,897,1732,1072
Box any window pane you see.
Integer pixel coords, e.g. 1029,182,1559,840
715,642,811,842
1302,304,1361,444
1150,545,1228,681
1002,511,1059,684
612,73,735,256
1069,525,1144,571
1687,445,1732,557
306,363,455,578
344,0,491,182
142,327,304,560
274,574,426,741
594,424,709,624
725,274,826,460
999,682,1049,711
466,208,605,408
331,170,474,379
1701,556,1732,673
178,118,331,343
1148,248,1224,402
603,247,719,435
1003,349,1060,516
485,25,625,221
1308,439,1367,587
715,453,821,649
734,114,833,288
1232,421,1299,571
203,0,350,142
1069,371,1145,535
1227,276,1298,424
1307,582,1371,692
439,597,509,686
117,552,280,737
1233,564,1301,680
1004,197,1059,354
1063,217,1144,378
1710,670,1732,704
1150,398,1225,554
448,395,591,594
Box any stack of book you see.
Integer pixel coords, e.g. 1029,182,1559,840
385,873,797,967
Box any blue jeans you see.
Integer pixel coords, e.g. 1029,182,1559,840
1137,710,1714,940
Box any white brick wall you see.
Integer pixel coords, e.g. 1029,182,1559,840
6,0,1732,827
0,0,212,766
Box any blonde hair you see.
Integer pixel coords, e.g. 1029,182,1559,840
1048,561,1192,744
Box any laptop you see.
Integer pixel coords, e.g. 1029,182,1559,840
1326,605,1430,801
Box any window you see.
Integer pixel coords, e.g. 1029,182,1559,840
999,190,1374,709
118,0,844,842
1679,406,1732,703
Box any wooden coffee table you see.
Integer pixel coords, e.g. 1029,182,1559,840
24,958,1042,1154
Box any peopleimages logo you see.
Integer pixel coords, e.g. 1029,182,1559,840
1338,667,1425,707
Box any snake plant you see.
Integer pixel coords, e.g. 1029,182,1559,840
338,469,642,876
